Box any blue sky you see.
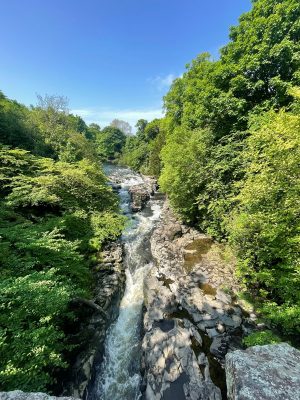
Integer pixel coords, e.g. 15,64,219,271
0,0,252,129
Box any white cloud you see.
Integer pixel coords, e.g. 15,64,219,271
149,73,178,91
71,107,164,130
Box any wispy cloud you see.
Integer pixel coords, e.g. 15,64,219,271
71,107,164,130
149,73,179,91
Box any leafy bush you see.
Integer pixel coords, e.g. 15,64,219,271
119,118,166,176
124,0,300,335
243,330,282,347
228,110,300,333
0,97,125,391
0,270,76,391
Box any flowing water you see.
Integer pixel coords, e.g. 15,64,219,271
88,164,163,400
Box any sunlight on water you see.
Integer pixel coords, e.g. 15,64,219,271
89,165,162,400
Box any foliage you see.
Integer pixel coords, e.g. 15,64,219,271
228,110,300,333
243,330,282,347
0,93,125,391
95,126,126,160
110,119,132,136
122,0,300,335
0,94,47,155
119,118,166,176
0,270,75,391
30,95,98,162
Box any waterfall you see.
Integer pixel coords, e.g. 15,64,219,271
88,165,162,400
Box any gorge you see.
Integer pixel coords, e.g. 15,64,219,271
72,165,257,400
1,0,300,398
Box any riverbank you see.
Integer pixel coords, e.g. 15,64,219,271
1,165,299,400
141,201,259,399
85,166,164,400
64,241,126,398
79,167,257,399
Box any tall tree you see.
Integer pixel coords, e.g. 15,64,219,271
110,119,132,136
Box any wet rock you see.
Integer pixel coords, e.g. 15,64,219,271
65,242,125,398
226,343,300,400
0,392,78,400
153,319,175,333
142,175,158,195
210,336,229,359
129,184,150,212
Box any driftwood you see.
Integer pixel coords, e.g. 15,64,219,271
71,297,107,318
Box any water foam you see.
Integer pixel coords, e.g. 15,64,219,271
90,166,162,400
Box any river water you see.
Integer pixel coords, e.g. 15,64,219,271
88,165,163,400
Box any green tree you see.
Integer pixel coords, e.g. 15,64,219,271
96,126,126,160
228,109,300,333
0,91,125,391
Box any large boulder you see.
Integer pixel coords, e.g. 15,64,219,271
225,343,300,399
129,184,150,212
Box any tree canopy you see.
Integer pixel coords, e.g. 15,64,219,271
119,0,300,337
0,93,125,391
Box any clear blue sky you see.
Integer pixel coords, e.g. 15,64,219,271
0,0,252,128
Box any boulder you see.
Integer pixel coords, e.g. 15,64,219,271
163,223,182,241
225,343,300,399
129,184,150,212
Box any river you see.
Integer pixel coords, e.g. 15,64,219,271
88,164,163,400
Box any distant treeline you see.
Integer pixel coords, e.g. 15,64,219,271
120,0,300,339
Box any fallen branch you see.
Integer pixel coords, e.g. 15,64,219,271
71,297,107,319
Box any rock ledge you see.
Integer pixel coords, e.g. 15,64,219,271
225,343,300,400
0,391,78,400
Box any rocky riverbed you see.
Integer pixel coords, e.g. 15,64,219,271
3,168,297,400
141,201,258,399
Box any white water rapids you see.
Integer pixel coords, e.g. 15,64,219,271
89,165,163,400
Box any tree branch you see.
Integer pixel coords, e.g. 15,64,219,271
71,297,107,318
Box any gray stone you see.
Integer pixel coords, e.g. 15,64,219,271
216,289,232,305
0,392,78,400
225,343,300,400
206,328,219,338
197,352,208,366
129,184,150,212
249,312,257,321
219,314,238,328
164,223,182,241
210,336,229,359
198,317,218,331
143,200,244,400
216,323,226,333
